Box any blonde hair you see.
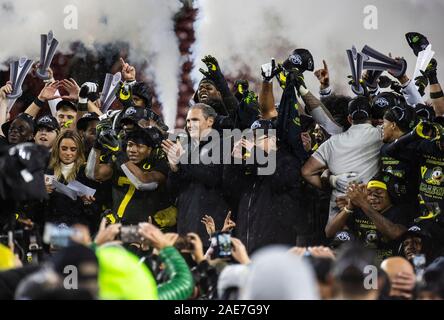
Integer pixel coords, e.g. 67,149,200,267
49,130,85,182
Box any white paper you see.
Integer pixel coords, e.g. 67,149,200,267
412,44,435,81
52,180,78,200
67,180,96,197
44,174,55,185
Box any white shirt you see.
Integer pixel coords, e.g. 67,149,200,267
312,123,383,221
313,123,382,183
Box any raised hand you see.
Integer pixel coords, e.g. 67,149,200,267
139,222,177,250
201,214,216,237
59,78,80,102
314,60,330,89
0,81,13,100
162,139,185,166
187,232,205,264
94,218,122,246
221,210,236,232
231,237,251,265
261,58,281,83
120,57,136,82
38,81,61,101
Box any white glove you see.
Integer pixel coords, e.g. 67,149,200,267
261,58,276,83
329,172,358,193
79,82,99,104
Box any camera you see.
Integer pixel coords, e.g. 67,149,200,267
43,223,77,248
119,225,142,243
413,254,426,281
210,231,232,259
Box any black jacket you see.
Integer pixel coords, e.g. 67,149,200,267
223,148,302,254
168,138,229,244
44,165,92,226
0,265,40,300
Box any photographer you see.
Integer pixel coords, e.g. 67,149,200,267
138,223,194,300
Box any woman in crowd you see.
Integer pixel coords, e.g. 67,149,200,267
45,130,95,226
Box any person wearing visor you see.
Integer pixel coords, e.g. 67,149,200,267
34,115,60,150
1,113,35,146
325,173,412,263
87,126,170,225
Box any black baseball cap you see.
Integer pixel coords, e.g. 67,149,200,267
120,106,145,125
36,115,60,132
348,96,371,121
76,112,99,131
56,100,77,112
250,119,274,131
372,92,402,120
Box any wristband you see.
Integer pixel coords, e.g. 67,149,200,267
77,101,88,111
319,86,332,96
343,206,353,214
430,90,443,99
34,97,46,108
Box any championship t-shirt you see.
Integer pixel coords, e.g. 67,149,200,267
347,205,411,262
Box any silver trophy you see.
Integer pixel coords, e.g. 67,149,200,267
362,45,407,78
36,30,59,80
6,57,34,112
346,46,365,95
100,72,122,112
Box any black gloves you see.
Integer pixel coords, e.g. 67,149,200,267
199,55,230,95
423,58,438,85
79,82,99,102
287,68,307,96
233,79,249,102
414,59,438,96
